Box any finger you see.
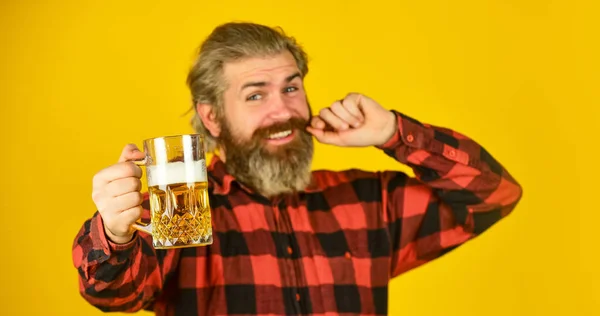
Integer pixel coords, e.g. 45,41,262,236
118,144,145,163
330,101,362,127
92,190,107,211
310,116,327,129
104,205,143,237
318,108,350,131
306,126,341,145
119,205,144,226
104,177,142,197
108,191,144,214
94,162,143,187
341,94,365,123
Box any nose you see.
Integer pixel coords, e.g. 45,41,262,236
267,93,292,121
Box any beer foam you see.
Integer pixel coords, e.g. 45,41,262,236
147,160,207,186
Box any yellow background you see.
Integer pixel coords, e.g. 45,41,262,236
1,0,598,315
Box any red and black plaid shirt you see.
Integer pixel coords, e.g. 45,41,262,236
72,110,523,315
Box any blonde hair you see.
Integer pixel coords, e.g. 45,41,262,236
186,22,310,152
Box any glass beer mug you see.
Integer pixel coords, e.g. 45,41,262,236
132,134,213,249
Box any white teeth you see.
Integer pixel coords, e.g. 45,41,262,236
268,130,292,139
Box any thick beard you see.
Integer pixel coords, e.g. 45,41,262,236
218,116,314,197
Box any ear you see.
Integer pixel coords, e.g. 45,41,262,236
196,103,221,137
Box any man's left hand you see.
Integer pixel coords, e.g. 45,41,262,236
306,93,397,147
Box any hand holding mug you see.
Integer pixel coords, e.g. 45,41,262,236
92,144,145,244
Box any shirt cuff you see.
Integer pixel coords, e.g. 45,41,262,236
376,110,470,166
376,110,429,150
107,231,139,251
90,212,138,261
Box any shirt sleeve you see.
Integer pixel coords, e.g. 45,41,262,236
71,193,181,312
377,110,523,277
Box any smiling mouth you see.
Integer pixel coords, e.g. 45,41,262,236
267,130,293,140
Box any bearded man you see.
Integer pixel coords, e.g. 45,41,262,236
73,22,523,316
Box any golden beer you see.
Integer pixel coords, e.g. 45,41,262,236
146,161,212,249
132,134,213,249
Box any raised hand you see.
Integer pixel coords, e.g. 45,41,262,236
306,93,397,147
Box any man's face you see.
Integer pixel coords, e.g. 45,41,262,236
215,51,314,197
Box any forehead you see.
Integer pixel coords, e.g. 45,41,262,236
222,51,300,86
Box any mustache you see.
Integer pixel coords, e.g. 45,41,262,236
252,117,310,139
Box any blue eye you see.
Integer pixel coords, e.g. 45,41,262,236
284,86,297,93
247,94,262,101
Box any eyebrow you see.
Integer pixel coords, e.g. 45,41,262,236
240,72,302,91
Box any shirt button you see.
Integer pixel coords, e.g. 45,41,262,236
345,251,352,259
406,134,415,142
448,149,456,157
296,293,301,301
287,246,293,255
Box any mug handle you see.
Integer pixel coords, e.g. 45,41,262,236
130,158,152,235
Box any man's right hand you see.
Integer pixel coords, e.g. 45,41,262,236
92,144,146,244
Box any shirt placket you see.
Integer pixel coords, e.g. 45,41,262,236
272,197,305,314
